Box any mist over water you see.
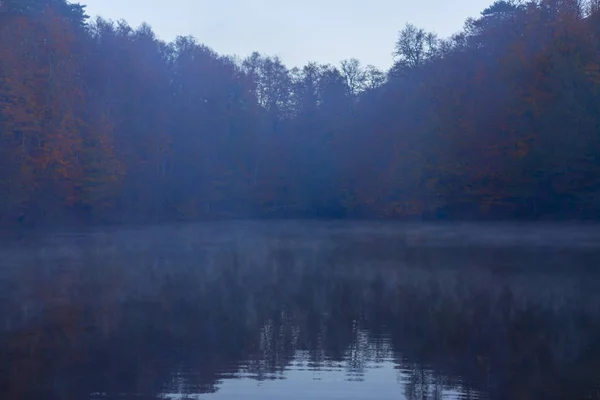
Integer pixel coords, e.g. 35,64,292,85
2,222,600,400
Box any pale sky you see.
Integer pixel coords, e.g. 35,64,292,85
80,0,492,69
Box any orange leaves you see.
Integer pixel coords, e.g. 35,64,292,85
5,13,86,205
76,111,124,212
0,4,124,219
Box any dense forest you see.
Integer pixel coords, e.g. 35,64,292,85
1,0,600,227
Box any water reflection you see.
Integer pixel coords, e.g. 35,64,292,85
1,222,600,399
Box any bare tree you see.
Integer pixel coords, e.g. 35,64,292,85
364,65,386,90
393,23,438,70
588,0,600,14
340,58,367,98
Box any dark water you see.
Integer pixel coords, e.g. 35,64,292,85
2,222,600,400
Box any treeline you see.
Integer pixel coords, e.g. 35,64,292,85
1,0,600,227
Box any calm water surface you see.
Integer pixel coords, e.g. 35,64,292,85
1,222,600,400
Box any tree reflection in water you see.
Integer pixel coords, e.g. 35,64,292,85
1,223,600,400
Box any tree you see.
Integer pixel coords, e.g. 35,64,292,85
392,23,439,71
2,0,600,226
340,58,366,98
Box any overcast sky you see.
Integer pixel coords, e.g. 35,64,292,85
80,0,492,69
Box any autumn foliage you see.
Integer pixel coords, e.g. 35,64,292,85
1,0,600,227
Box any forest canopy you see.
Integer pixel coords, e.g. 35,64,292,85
1,0,600,226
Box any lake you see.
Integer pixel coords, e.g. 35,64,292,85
1,221,600,399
